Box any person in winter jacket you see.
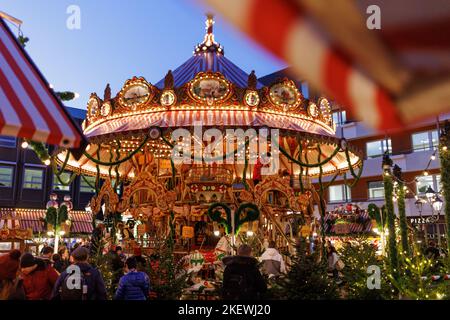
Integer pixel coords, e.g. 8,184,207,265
0,250,21,281
222,245,267,300
20,253,59,300
260,241,286,277
52,246,107,300
114,257,150,300
0,250,22,300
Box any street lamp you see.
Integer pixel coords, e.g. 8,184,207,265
415,198,425,217
425,186,436,201
432,196,443,215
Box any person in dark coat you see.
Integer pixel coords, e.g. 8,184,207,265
114,257,150,300
222,245,267,300
52,246,107,300
132,247,147,271
20,253,59,300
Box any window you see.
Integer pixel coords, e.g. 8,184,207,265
329,184,351,203
0,135,16,148
366,139,392,158
332,110,347,126
412,130,439,151
0,166,14,187
368,181,384,199
416,174,441,194
80,176,96,193
53,172,71,191
23,168,43,189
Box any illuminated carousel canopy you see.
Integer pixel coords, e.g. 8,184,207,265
56,16,362,180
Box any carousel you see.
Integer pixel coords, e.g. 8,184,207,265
49,16,363,267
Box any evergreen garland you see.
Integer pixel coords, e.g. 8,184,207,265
383,163,399,279
439,122,450,254
397,181,410,256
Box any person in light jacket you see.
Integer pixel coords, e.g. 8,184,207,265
260,241,286,278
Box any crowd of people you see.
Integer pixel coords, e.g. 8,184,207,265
0,234,367,300
0,243,151,301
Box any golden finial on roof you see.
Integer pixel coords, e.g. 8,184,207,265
194,13,224,55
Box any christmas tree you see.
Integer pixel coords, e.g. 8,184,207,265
270,237,338,300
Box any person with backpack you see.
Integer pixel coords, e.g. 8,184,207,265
114,257,150,300
52,246,107,300
222,244,267,300
19,253,59,300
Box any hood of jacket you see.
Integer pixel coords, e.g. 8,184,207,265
261,248,282,261
222,255,258,266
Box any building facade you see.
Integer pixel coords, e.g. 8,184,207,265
0,107,94,240
260,68,448,246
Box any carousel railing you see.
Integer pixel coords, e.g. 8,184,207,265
185,166,233,185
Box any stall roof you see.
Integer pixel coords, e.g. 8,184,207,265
0,18,84,148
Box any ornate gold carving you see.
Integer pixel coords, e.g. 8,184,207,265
254,176,300,211
89,179,119,215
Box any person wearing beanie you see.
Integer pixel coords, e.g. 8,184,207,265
20,253,59,300
52,246,107,300
39,246,54,267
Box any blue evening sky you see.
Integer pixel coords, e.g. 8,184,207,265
1,0,285,109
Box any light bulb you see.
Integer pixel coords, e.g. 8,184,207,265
21,141,29,149
44,159,51,166
213,230,220,237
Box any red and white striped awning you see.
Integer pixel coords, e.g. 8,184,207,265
0,208,93,234
84,109,335,138
204,0,450,131
0,18,83,148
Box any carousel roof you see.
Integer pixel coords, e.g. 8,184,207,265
57,16,362,180
154,51,264,89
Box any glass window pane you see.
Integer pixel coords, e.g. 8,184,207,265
80,176,96,193
368,181,384,199
329,185,351,202
53,172,71,191
0,166,14,187
23,168,43,189
341,111,347,124
412,130,438,151
416,175,434,194
435,174,441,192
366,140,383,158
0,135,16,148
384,139,392,154
431,130,439,148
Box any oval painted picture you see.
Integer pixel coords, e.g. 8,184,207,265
88,97,99,117
123,84,150,106
269,83,298,107
191,78,228,100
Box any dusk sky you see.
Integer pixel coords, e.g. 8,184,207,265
1,0,286,109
